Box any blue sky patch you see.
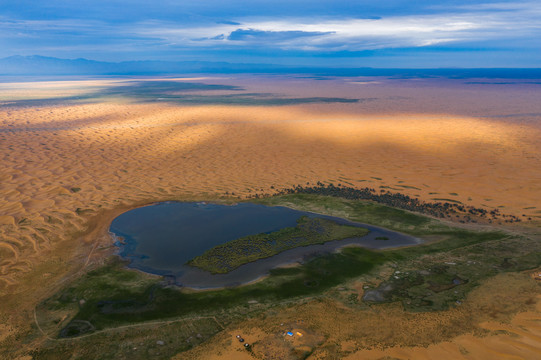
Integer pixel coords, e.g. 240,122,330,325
1,0,540,67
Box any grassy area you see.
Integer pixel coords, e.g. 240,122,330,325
38,246,384,337
31,316,224,360
432,198,463,204
34,193,541,353
255,193,436,234
188,216,370,273
359,234,541,312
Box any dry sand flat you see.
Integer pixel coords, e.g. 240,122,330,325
345,297,541,360
0,76,540,356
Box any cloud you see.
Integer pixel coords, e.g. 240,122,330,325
145,1,540,52
1,1,541,66
216,20,241,25
229,16,481,50
227,28,333,41
135,14,488,51
449,0,541,12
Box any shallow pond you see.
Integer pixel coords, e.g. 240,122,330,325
110,202,420,288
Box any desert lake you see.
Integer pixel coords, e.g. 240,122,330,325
110,202,420,288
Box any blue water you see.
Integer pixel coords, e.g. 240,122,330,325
110,201,421,288
110,202,309,272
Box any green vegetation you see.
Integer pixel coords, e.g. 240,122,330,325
31,315,223,359
379,185,402,190
35,193,541,349
38,246,384,337
360,234,541,312
432,198,462,204
396,185,422,190
255,193,434,234
188,216,370,273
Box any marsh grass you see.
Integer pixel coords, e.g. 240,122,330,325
188,216,369,273
39,194,537,340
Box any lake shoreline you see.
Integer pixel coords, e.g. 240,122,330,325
110,201,422,290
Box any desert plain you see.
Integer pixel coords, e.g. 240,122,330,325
1,75,541,359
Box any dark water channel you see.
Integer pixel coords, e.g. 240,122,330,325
110,202,421,289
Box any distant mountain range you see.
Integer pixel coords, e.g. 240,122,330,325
0,55,266,76
1,55,541,78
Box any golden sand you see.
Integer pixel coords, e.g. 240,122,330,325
1,101,540,290
346,295,541,360
0,76,540,358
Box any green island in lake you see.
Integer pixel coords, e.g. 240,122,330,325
188,216,370,273
28,193,541,358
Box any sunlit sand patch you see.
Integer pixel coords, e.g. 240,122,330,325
0,76,540,358
274,114,535,151
0,79,124,101
1,105,539,274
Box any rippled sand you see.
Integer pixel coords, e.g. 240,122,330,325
1,75,540,358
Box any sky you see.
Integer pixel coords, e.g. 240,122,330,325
1,0,540,67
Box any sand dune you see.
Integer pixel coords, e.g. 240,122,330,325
0,76,540,358
1,94,540,292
